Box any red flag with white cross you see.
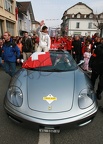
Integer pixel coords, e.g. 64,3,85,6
22,52,52,69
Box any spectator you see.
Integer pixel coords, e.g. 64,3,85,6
22,31,33,61
16,37,23,63
65,36,73,54
53,36,62,49
89,43,103,100
100,37,103,44
31,33,37,52
72,36,82,64
1,32,20,77
82,47,91,71
16,37,23,53
82,41,92,55
92,37,101,53
0,39,3,67
50,37,56,49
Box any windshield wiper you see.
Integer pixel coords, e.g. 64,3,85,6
47,68,63,72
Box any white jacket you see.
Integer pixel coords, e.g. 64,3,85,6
37,26,51,50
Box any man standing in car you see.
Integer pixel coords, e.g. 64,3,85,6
36,20,51,52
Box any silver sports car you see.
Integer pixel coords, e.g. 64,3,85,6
4,50,98,133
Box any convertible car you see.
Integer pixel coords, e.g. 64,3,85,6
4,50,98,133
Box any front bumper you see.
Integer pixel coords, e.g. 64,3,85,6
4,101,98,130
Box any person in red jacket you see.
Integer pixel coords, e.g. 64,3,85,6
66,36,73,54
50,37,56,49
54,36,62,49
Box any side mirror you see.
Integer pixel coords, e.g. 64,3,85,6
77,60,84,66
21,59,24,63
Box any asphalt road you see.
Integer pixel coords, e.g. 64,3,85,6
0,67,103,144
0,68,39,144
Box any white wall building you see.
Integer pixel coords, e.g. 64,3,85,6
17,1,35,36
61,2,102,36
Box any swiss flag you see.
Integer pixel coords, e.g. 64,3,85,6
22,52,52,69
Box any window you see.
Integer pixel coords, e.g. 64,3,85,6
77,14,80,18
4,0,13,13
89,14,93,18
88,22,92,29
84,15,86,18
76,22,80,28
72,14,74,18
28,13,31,21
18,19,22,29
74,32,81,35
6,21,14,36
100,15,103,18
24,21,27,30
65,16,67,20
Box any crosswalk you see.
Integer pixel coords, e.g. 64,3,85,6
38,133,50,144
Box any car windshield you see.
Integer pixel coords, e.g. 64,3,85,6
27,50,77,72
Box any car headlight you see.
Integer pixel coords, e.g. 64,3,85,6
7,86,23,107
78,88,94,109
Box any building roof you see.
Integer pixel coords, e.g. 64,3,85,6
33,20,40,24
18,1,30,14
17,1,35,23
64,2,93,15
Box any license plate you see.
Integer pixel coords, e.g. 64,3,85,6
39,128,60,133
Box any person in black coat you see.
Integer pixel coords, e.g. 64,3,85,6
89,43,103,100
92,37,101,53
72,36,82,64
22,32,33,62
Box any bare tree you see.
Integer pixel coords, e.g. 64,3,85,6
92,13,103,37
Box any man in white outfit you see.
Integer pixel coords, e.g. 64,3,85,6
36,21,51,52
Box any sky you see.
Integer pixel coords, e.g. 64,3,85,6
18,0,103,28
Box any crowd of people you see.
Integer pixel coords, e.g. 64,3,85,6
0,22,103,104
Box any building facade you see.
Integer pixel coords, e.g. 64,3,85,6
61,2,103,37
0,0,18,37
0,0,40,37
17,1,36,36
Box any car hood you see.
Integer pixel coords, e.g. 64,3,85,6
27,71,75,113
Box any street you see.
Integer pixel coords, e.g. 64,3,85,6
0,68,103,144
